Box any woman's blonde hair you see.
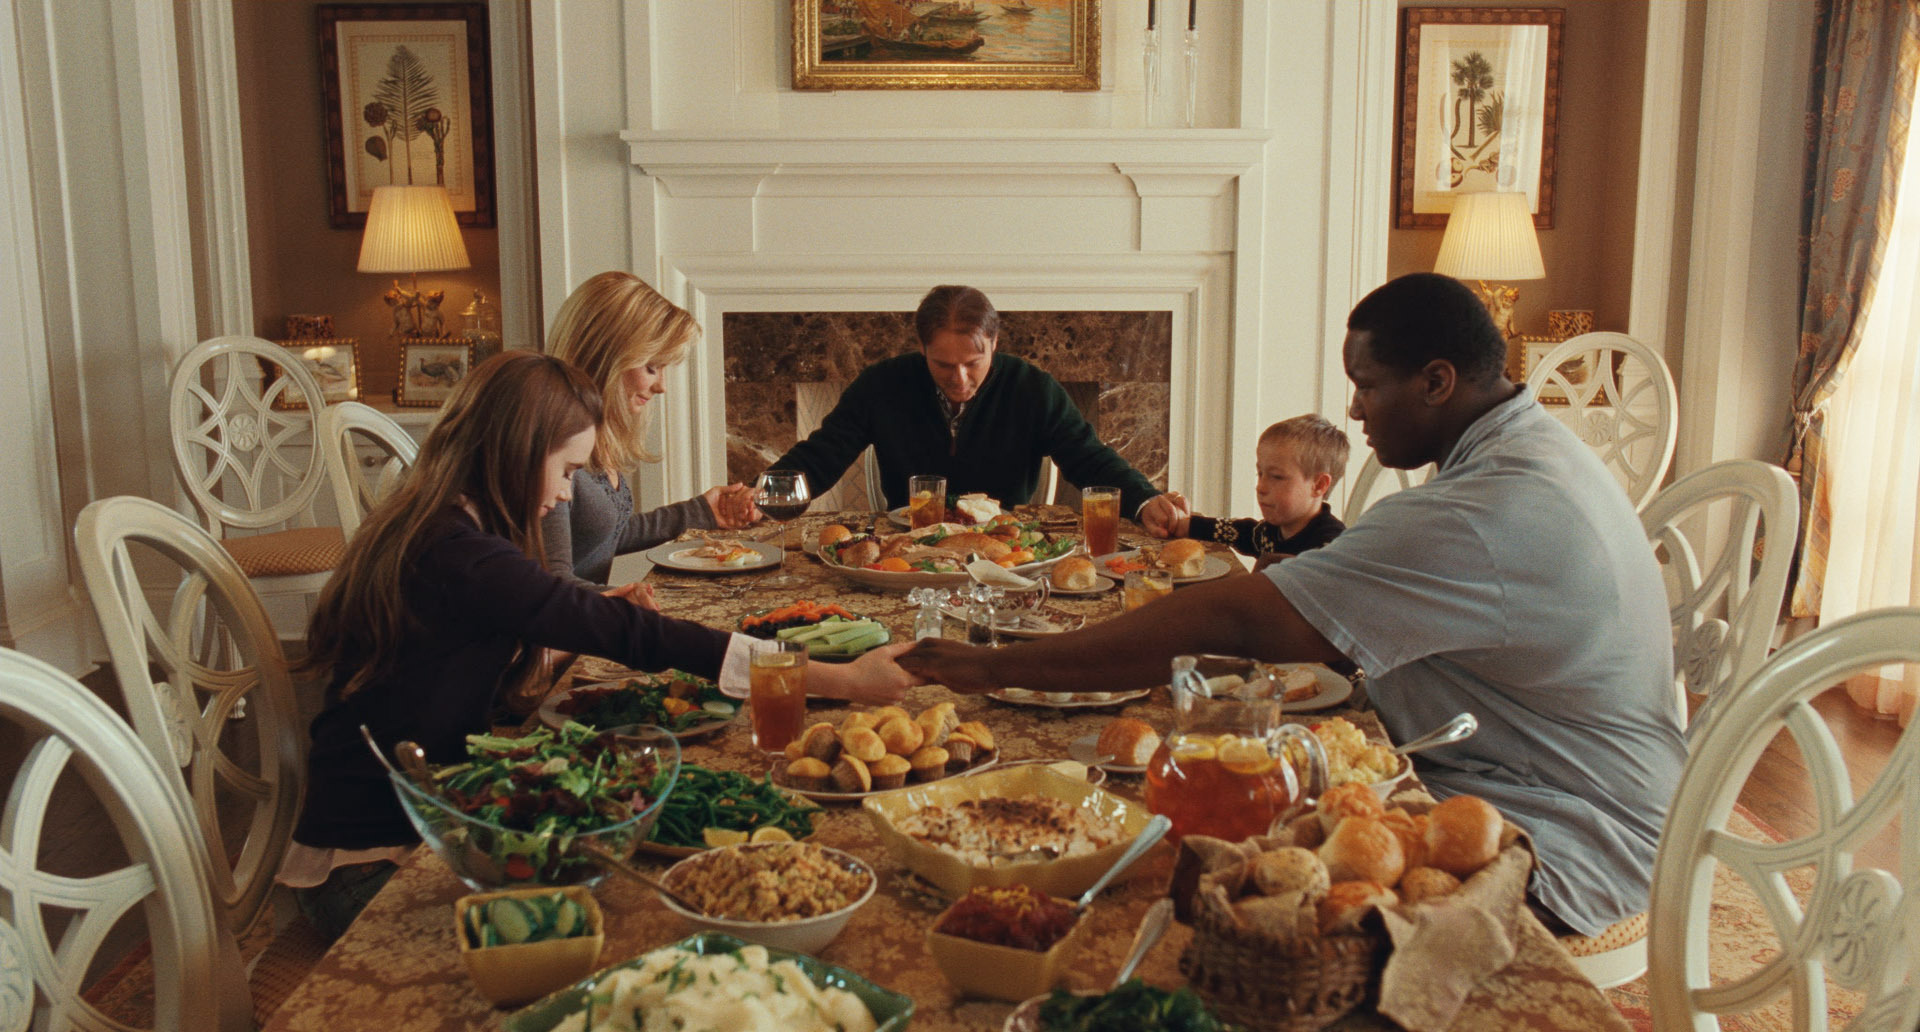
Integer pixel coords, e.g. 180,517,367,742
545,271,699,473
300,352,604,697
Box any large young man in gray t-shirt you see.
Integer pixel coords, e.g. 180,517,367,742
901,273,1684,936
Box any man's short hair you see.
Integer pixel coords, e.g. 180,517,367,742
1347,273,1508,385
1258,415,1351,489
915,285,1000,348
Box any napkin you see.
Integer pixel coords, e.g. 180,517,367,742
967,558,1037,591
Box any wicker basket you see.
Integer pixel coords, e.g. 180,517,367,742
1179,897,1387,1032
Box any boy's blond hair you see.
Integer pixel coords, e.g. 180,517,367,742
1257,415,1351,489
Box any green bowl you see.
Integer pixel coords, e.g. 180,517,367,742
503,931,914,1031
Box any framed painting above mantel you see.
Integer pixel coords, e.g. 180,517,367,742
1394,7,1562,229
793,0,1100,91
319,3,496,228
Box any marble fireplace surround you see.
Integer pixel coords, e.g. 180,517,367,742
626,131,1271,517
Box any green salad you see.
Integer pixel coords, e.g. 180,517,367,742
554,670,736,733
1036,981,1228,1032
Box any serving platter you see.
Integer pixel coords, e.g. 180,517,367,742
809,542,1075,591
537,678,737,738
987,687,1151,709
770,755,999,803
737,605,892,662
1093,549,1235,584
642,539,783,574
1277,663,1354,712
937,605,1084,640
1069,732,1149,775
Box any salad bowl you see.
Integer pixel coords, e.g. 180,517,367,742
391,723,681,892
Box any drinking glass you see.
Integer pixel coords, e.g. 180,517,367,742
749,639,808,753
753,469,811,589
1124,569,1174,611
1082,486,1121,556
907,474,947,529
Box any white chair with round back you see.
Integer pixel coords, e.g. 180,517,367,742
319,400,419,538
0,646,253,1032
73,494,306,938
1523,331,1678,510
1648,607,1920,1031
169,335,346,635
1341,454,1433,523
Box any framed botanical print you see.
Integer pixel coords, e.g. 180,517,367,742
793,0,1100,91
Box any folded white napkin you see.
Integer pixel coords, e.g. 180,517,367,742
967,558,1037,591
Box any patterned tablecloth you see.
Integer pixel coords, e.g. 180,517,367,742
263,513,1629,1032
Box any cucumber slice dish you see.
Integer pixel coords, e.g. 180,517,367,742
464,891,594,949
739,602,892,659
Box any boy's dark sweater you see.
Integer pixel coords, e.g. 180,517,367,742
1185,502,1345,559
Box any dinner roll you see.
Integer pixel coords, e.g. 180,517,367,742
1159,538,1208,578
1318,816,1407,886
1316,880,1398,935
1398,866,1463,904
817,524,853,549
1051,555,1098,591
1096,717,1161,766
1317,782,1387,836
877,715,924,756
1424,795,1503,878
841,726,887,764
1250,846,1330,898
1379,809,1429,871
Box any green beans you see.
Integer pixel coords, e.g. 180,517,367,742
646,765,823,848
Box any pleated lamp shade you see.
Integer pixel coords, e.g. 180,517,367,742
357,185,471,273
1433,191,1544,282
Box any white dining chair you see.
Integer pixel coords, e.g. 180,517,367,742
1523,331,1678,510
73,494,306,938
0,646,253,1032
320,400,420,537
169,335,346,636
1341,454,1433,523
1648,607,1920,1031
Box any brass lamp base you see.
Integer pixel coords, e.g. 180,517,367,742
1470,280,1521,341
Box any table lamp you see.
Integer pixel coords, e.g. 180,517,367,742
1432,190,1544,341
358,184,470,338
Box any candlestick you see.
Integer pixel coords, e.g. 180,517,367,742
1143,24,1162,127
1147,0,1156,30
1183,26,1200,128
1187,0,1197,30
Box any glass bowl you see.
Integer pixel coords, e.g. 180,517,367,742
391,724,681,892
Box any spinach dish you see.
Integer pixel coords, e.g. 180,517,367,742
554,670,736,733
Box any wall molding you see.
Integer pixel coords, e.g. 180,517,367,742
183,0,252,339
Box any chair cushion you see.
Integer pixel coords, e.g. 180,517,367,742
220,527,346,578
1558,910,1648,956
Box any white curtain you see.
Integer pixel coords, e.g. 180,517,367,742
1818,83,1920,727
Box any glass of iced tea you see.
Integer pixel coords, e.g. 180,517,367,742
749,640,807,753
1082,486,1120,556
1123,569,1173,611
907,475,947,529
1143,654,1328,842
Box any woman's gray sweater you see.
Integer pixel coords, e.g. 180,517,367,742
540,469,717,586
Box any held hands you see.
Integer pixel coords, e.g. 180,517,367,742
703,483,760,528
1138,491,1192,539
896,639,1001,695
812,641,917,706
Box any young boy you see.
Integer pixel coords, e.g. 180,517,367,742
1168,415,1350,569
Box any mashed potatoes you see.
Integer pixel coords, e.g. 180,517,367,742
1312,717,1400,787
550,944,875,1032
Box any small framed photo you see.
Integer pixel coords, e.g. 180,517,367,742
265,339,360,410
395,338,472,407
1521,335,1616,407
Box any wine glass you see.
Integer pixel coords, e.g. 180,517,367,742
753,469,811,589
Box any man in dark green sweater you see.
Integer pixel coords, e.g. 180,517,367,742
769,285,1187,533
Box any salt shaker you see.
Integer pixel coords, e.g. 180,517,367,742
908,587,947,641
964,583,1002,647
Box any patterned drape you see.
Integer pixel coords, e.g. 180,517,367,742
1785,0,1920,618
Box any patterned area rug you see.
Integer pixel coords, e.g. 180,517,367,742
1604,805,1866,1031
79,900,331,1028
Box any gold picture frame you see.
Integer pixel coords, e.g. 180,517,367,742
1520,334,1623,408
264,339,361,410
793,0,1100,91
1395,7,1562,229
395,338,472,407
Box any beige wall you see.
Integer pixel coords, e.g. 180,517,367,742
1387,0,1648,339
232,0,503,400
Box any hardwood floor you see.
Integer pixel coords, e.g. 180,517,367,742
1733,686,1906,871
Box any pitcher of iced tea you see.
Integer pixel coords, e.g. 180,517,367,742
1144,654,1328,842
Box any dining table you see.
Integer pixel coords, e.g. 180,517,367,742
262,509,1630,1032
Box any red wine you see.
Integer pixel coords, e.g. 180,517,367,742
760,501,810,522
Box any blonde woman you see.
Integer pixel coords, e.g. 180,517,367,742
541,272,757,586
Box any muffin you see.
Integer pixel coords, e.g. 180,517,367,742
869,754,912,791
800,722,842,764
877,715,924,756
784,757,831,793
870,705,913,727
841,726,886,764
841,712,880,733
916,702,960,748
908,745,950,782
830,754,872,793
943,733,977,770
782,737,806,763
952,721,995,755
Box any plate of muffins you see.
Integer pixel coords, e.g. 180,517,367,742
773,702,1000,802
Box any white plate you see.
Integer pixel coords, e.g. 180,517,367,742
988,688,1151,709
1069,732,1148,775
643,539,783,574
538,680,736,738
1092,549,1235,584
1044,571,1116,595
886,505,912,528
1277,663,1354,712
772,755,998,802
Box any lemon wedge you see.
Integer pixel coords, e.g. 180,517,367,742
749,826,795,844
1217,736,1278,776
1171,737,1218,762
701,827,749,848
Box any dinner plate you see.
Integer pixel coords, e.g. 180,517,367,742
1045,571,1116,595
1069,732,1148,775
643,539,783,574
1093,549,1235,584
1278,663,1354,712
771,755,999,803
537,680,736,738
886,505,912,528
936,605,1083,639
987,687,1151,709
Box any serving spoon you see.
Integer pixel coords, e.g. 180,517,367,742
1072,814,1172,913
1391,711,1478,757
574,839,706,914
1001,897,1177,1032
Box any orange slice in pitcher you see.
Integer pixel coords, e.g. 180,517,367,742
1218,737,1278,776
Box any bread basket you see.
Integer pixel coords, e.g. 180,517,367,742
1179,892,1385,1031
